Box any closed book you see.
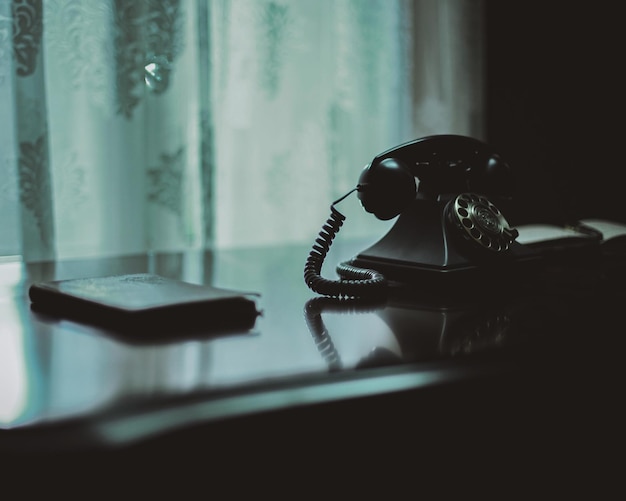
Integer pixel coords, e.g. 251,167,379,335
29,273,261,340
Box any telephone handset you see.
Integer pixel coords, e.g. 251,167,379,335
304,134,540,298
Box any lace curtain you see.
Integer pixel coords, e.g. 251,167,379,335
0,0,484,262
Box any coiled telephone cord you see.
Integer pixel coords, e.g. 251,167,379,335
304,296,388,371
304,188,388,298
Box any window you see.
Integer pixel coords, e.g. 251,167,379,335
0,0,484,262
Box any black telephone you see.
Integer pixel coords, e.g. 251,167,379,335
304,134,541,298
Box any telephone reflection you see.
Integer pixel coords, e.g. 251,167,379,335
304,135,543,299
303,295,538,372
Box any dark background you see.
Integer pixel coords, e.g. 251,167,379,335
485,2,623,225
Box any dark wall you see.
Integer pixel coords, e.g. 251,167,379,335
485,2,623,225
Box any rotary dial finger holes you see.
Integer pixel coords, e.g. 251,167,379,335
447,193,518,252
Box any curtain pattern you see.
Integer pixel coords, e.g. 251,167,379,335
0,0,484,262
1,0,54,261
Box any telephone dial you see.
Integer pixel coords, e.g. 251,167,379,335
304,134,541,298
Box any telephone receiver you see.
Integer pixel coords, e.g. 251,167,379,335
304,134,541,299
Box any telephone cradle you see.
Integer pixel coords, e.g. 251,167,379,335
304,134,555,299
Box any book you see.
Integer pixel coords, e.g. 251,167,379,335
516,219,626,251
515,219,626,285
29,273,261,340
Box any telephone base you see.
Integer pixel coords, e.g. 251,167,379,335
349,251,540,295
348,197,543,294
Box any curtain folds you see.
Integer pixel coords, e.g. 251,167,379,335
0,0,484,262
1,0,209,261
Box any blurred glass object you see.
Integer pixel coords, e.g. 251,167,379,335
145,57,171,94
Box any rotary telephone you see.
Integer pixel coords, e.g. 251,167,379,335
304,134,541,299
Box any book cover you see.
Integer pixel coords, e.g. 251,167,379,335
29,273,261,340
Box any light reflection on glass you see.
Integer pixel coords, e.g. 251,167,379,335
318,309,400,369
43,326,220,414
0,258,31,427
0,257,24,293
46,326,121,417
0,299,28,426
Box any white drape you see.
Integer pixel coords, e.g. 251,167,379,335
0,0,484,262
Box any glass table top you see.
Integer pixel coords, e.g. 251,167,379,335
0,238,621,451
